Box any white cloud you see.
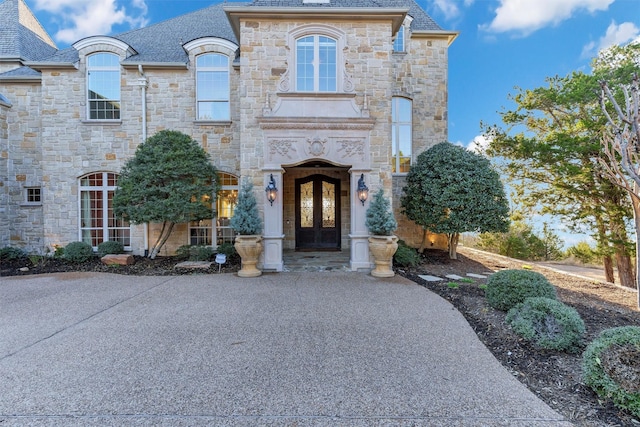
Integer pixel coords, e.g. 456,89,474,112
581,21,640,58
33,0,148,43
481,0,614,35
467,135,491,154
432,0,460,20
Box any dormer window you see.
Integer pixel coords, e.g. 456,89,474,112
87,52,120,120
296,35,337,92
196,53,230,121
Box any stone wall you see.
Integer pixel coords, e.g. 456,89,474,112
0,98,9,248
36,42,241,254
1,13,451,257
0,81,45,252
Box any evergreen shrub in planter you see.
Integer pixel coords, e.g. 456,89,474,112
230,179,263,277
365,189,398,277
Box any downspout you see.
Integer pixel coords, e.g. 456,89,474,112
138,65,149,255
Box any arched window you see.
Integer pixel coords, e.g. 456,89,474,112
196,53,230,120
392,97,412,173
189,172,239,246
296,35,337,92
87,53,120,120
79,172,130,249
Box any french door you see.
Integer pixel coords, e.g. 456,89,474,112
295,174,341,250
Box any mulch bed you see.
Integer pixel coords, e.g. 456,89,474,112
397,247,640,427
2,248,640,426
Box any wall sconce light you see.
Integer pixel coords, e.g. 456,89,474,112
357,173,369,206
265,174,278,206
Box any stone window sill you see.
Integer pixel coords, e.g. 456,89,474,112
194,120,232,126
81,120,122,125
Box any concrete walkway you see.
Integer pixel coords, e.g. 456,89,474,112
0,272,571,426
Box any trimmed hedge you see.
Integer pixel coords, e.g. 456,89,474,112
176,245,215,261
64,242,94,263
506,297,585,353
485,269,557,311
582,326,640,419
0,246,28,261
97,241,124,258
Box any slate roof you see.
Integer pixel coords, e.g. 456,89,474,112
40,3,240,66
7,0,445,67
0,65,41,78
0,0,57,61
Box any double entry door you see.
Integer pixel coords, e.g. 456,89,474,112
295,174,341,250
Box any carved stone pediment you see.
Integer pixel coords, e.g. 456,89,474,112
266,135,369,169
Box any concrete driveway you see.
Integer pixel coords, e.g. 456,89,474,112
0,272,570,426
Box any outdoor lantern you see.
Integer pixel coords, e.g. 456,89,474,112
265,174,278,206
357,173,369,206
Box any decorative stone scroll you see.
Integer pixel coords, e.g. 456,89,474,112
268,139,297,160
336,139,365,160
277,68,291,93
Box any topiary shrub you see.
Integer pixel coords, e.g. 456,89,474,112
582,326,640,419
485,269,557,311
0,246,28,261
393,240,420,267
365,189,397,236
64,242,94,263
506,297,585,353
176,245,214,261
230,179,263,235
97,241,124,258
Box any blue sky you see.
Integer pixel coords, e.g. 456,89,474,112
24,0,640,246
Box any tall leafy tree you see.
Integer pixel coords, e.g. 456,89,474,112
599,72,640,305
401,142,510,259
113,130,219,258
484,50,637,287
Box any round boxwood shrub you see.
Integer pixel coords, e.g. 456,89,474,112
506,297,585,353
393,240,420,267
176,245,214,261
0,246,28,261
64,241,94,263
216,243,240,262
582,326,640,419
97,240,124,258
485,269,557,311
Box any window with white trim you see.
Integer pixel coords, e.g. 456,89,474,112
393,25,405,52
25,187,42,205
296,35,337,92
196,53,230,120
188,172,238,246
87,53,120,120
79,172,130,249
392,97,412,173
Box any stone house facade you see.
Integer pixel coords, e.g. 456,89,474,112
0,0,456,271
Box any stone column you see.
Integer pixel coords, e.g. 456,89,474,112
262,169,284,271
349,169,372,271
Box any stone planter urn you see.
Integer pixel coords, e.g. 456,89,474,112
234,235,263,277
368,235,399,278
